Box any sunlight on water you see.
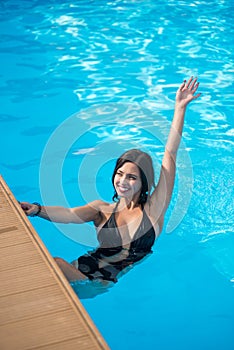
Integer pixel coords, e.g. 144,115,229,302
0,0,233,349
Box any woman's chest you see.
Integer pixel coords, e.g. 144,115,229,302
114,209,144,243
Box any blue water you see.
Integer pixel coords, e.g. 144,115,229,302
1,0,234,349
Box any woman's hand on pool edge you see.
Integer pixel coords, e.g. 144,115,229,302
175,76,201,108
20,202,40,216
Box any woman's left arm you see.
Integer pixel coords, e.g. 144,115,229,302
150,77,201,224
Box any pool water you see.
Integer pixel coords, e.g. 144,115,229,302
1,0,234,349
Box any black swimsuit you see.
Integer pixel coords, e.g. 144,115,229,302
72,204,156,283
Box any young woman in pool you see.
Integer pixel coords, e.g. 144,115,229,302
21,77,200,283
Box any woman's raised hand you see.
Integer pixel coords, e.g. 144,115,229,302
176,76,201,108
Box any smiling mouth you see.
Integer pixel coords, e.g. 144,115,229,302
117,185,130,193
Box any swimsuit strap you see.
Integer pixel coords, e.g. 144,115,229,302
97,201,122,248
113,200,120,213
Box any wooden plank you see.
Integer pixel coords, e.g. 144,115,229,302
0,285,71,325
0,229,30,248
0,225,18,234
0,230,30,249
0,175,110,350
0,310,95,349
0,241,44,271
33,337,101,350
0,263,55,297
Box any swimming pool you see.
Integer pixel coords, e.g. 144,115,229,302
1,0,234,349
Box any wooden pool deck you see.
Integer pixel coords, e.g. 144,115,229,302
0,176,110,350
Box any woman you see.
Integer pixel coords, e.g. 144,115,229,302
21,77,201,283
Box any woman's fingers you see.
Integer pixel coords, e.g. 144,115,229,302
191,82,199,93
180,76,197,91
190,77,198,91
176,76,201,105
187,76,199,89
193,92,201,100
180,77,200,95
20,202,35,215
20,202,29,210
185,76,193,88
179,80,186,91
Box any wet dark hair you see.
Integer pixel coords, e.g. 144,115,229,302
112,149,155,205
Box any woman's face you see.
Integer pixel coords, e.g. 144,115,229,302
114,162,142,200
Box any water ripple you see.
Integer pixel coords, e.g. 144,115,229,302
0,0,234,293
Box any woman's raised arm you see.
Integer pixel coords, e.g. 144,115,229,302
150,77,201,221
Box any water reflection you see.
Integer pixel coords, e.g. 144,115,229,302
1,0,233,300
70,279,114,299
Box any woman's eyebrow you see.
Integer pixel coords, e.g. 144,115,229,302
126,172,138,178
117,170,138,176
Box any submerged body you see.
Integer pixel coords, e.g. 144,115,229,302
72,202,157,283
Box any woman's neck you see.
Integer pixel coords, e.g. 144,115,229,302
118,197,141,211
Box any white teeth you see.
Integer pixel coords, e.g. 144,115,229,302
118,186,129,192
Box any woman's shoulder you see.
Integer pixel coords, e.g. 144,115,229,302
89,199,115,212
89,200,116,226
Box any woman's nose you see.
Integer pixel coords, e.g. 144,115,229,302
119,176,127,184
